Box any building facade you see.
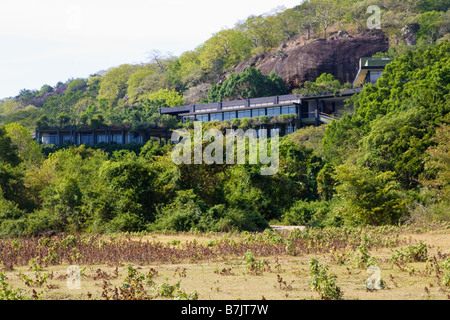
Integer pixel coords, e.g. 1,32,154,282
35,58,390,145
35,125,171,146
160,57,390,138
159,90,362,137
353,57,391,87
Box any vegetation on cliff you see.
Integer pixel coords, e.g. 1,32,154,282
0,1,448,235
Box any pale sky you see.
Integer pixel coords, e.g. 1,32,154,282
0,0,302,100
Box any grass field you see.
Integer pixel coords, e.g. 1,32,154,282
1,222,449,300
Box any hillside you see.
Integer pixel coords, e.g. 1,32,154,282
0,0,448,237
0,0,449,130
231,31,389,88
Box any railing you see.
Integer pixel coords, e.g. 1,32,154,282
319,112,339,119
319,112,339,123
161,94,302,115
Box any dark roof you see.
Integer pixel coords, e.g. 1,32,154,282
159,90,362,117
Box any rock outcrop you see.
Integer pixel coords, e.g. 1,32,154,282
231,32,389,89
401,23,420,46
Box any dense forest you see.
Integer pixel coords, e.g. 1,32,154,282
0,0,448,236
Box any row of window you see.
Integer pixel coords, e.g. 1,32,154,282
40,133,142,145
186,105,298,123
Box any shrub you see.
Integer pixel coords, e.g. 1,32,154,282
0,273,27,300
333,164,407,226
150,191,268,233
243,249,268,275
106,212,144,233
282,200,330,226
308,258,343,300
213,208,268,232
352,242,377,268
442,258,450,287
149,190,207,232
391,242,429,264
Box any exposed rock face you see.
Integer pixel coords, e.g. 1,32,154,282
401,23,420,46
232,32,389,89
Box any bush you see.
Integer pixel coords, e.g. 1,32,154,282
282,200,330,226
333,164,407,226
149,190,207,232
0,195,25,222
390,242,429,264
308,258,343,300
0,219,28,238
149,191,268,232
212,208,268,232
23,210,63,236
0,273,27,300
106,212,145,233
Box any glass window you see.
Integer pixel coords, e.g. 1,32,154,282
96,134,108,144
126,133,142,144
210,113,223,122
238,110,251,119
41,133,58,145
289,106,297,114
270,128,281,137
111,134,123,144
282,105,297,115
286,125,295,135
267,107,281,116
196,114,209,122
223,111,236,120
79,134,94,145
369,71,383,84
252,108,266,117
62,135,74,145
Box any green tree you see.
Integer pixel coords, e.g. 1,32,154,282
144,88,184,107
416,0,450,13
421,123,450,199
324,41,450,186
272,6,304,41
198,29,253,75
5,123,43,166
333,164,406,226
0,126,21,167
97,151,158,231
126,66,157,104
293,73,351,96
98,64,141,106
0,99,21,115
311,0,340,38
65,78,87,95
237,14,282,53
28,146,108,233
287,124,326,157
316,163,336,201
207,68,288,102
150,189,207,232
177,49,204,88
2,106,43,130
358,107,434,189
295,0,319,40
419,121,450,220
416,11,444,44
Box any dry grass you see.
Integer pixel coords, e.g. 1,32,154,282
1,222,449,300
